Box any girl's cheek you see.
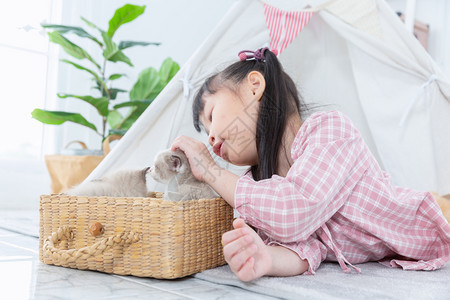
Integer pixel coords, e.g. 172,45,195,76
216,115,229,136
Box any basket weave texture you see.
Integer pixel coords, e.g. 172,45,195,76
39,193,234,279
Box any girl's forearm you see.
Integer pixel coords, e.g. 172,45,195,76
205,167,239,208
267,245,309,276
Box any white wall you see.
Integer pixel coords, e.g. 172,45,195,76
386,0,450,75
52,0,236,153
1,0,235,210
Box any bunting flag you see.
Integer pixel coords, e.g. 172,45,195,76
264,4,313,55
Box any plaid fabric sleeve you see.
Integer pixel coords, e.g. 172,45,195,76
235,111,369,243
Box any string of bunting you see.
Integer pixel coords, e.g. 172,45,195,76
262,0,380,55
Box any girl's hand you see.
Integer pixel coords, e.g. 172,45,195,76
171,135,220,183
222,219,272,282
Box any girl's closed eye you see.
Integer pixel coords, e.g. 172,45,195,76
203,110,212,134
202,102,213,125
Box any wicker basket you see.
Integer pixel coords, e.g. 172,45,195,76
39,193,234,279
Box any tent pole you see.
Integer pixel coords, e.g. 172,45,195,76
404,0,416,33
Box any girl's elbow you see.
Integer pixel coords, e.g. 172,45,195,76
269,216,312,243
271,227,306,243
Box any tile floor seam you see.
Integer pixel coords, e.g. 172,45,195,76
0,240,39,254
112,275,198,300
0,226,39,238
0,234,20,238
0,256,34,262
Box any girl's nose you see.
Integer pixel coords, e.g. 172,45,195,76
208,134,215,147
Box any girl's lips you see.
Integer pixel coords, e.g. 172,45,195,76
213,141,224,158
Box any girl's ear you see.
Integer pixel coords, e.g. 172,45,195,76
247,71,265,101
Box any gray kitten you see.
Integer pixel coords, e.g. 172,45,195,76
149,149,217,201
65,168,151,197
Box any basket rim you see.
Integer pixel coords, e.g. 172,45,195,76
40,193,226,208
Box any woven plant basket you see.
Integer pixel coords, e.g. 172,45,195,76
39,193,234,279
45,135,121,194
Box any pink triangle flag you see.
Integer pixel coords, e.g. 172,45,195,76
264,4,313,55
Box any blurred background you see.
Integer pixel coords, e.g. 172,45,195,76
1,0,449,211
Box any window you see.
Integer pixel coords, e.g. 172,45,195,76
0,0,59,159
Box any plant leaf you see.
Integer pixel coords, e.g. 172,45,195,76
48,31,101,69
129,59,179,101
107,110,124,129
101,31,133,66
58,94,109,116
91,81,108,98
108,128,127,136
117,106,148,131
113,100,151,131
129,67,160,100
113,100,151,109
108,73,126,81
107,4,146,38
80,17,102,31
31,109,97,132
106,109,124,129
118,40,160,50
61,59,108,94
42,23,102,46
109,88,127,100
158,57,180,84
92,84,127,99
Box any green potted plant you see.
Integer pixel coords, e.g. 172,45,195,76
32,4,180,193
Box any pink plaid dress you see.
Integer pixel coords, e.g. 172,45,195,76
235,111,450,274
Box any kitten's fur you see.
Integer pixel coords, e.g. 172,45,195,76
65,168,151,197
65,149,217,201
150,149,217,201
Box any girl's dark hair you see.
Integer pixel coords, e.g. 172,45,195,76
193,50,306,181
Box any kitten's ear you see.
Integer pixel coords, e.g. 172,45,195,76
141,167,150,182
170,155,182,172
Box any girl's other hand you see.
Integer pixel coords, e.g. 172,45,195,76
171,135,220,183
222,218,272,282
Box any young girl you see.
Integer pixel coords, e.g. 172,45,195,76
171,48,450,282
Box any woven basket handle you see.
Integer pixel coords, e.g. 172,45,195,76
102,135,122,155
65,141,88,149
42,226,140,263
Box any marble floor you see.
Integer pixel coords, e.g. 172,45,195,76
0,227,276,300
2,210,450,300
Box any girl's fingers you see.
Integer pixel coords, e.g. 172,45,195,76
228,242,258,271
222,219,248,245
233,218,246,230
170,135,183,151
237,257,256,282
171,135,194,152
171,135,195,151
222,226,249,245
170,135,217,182
223,233,254,260
224,236,257,275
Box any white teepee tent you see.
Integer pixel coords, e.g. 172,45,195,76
87,0,450,196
